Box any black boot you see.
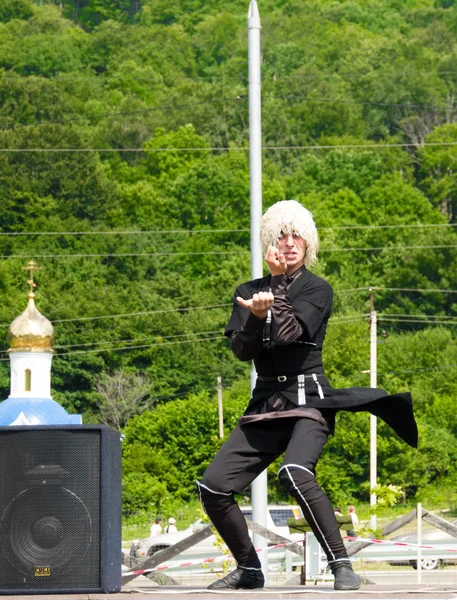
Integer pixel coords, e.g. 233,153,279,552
207,566,265,590
331,561,361,590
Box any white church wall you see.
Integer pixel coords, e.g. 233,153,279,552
8,352,53,399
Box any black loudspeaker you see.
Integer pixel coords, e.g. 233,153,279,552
0,425,122,594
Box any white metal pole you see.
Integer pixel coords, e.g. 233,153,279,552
417,502,422,583
248,0,268,579
248,0,263,276
217,376,224,439
369,289,377,530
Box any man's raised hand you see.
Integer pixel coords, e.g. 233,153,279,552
236,291,274,319
264,245,287,276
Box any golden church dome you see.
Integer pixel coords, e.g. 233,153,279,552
8,292,55,353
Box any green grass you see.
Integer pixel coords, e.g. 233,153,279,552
122,499,205,542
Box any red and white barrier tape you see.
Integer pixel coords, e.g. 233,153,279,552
122,555,231,577
123,535,457,578
122,541,297,577
346,535,457,553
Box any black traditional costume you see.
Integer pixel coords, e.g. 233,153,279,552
227,266,417,447
198,265,417,589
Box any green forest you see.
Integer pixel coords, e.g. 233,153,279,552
1,0,457,520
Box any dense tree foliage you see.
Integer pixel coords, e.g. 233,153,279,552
1,0,457,516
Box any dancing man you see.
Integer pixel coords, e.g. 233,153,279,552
197,200,417,590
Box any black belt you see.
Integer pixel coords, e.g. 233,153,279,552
257,374,321,383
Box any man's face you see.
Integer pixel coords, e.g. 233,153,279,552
277,233,306,274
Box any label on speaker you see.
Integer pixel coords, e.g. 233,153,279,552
34,567,51,577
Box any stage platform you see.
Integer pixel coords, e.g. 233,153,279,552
121,583,457,599
9,583,457,600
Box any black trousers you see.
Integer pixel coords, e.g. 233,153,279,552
198,417,348,568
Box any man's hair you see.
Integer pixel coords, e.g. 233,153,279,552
260,200,319,266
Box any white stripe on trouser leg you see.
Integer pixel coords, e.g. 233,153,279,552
328,558,351,567
196,481,233,496
280,465,336,561
196,481,233,517
277,464,314,478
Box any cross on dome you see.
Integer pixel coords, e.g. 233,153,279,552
21,260,42,296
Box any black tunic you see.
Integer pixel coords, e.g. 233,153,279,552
225,267,418,448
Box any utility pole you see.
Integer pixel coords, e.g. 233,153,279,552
248,0,268,578
369,288,377,529
217,376,224,439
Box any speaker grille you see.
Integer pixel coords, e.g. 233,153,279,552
0,429,102,590
1,486,92,577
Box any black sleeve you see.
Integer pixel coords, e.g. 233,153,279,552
291,279,334,340
269,275,303,345
229,312,266,361
225,285,266,361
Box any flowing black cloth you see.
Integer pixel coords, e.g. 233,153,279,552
225,267,418,448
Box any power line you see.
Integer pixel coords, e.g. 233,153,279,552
335,288,374,294
0,243,455,259
0,308,370,330
52,303,231,324
0,318,379,357
336,287,457,294
271,71,457,80
319,224,457,231
379,313,457,319
148,381,235,404
4,93,457,130
0,229,249,236
4,69,457,85
263,94,457,112
328,319,369,327
58,319,370,350
0,311,454,359
372,287,457,293
320,244,457,252
11,318,369,352
0,303,232,328
55,329,223,349
329,314,369,322
0,291,454,331
0,72,238,82
0,334,227,360
3,141,457,152
0,251,250,259
379,317,457,325
57,334,227,357
1,97,243,130
0,223,455,236
17,312,457,351
379,363,457,376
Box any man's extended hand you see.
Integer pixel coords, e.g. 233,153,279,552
236,291,274,319
265,245,287,276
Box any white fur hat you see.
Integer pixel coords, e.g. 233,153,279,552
260,200,319,266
